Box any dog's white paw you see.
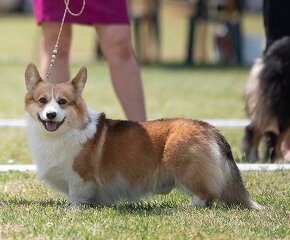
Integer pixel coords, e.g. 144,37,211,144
191,196,207,208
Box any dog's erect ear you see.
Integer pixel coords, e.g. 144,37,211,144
25,63,42,91
72,67,87,95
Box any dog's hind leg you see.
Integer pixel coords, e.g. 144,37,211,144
173,159,217,208
175,157,260,210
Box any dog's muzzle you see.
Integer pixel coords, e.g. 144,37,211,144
37,114,65,132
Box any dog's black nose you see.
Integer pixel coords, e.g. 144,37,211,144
46,112,57,120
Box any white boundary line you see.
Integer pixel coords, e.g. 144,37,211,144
0,164,36,172
0,164,289,172
0,119,26,127
206,119,250,128
237,163,290,171
0,119,250,128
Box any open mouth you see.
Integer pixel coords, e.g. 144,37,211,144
37,114,65,132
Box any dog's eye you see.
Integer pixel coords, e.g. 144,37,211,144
39,97,47,104
58,99,67,105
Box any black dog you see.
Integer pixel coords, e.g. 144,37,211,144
241,36,290,162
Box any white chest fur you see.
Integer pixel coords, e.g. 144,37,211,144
26,110,99,194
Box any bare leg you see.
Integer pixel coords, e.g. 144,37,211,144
96,24,146,122
40,22,72,83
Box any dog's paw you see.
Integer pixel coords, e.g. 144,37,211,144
69,200,95,208
191,196,208,208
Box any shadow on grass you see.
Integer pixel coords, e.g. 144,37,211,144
1,194,179,215
1,196,257,216
112,200,181,216
1,197,67,208
111,201,257,216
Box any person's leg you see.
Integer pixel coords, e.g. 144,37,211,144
95,24,146,122
40,22,72,83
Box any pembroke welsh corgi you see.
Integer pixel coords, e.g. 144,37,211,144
25,63,261,209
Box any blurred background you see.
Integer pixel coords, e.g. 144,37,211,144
0,0,264,66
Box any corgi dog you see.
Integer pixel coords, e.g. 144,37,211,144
25,63,260,210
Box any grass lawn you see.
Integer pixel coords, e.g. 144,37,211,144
1,12,289,240
0,171,289,239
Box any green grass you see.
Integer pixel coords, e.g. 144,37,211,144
0,171,289,239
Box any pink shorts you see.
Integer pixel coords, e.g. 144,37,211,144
32,0,130,25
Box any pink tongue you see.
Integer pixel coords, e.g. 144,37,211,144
45,121,58,131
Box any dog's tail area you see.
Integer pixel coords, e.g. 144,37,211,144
217,136,262,210
221,160,261,210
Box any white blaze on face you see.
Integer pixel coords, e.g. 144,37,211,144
39,88,66,132
41,99,59,120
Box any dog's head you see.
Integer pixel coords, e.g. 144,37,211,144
24,63,88,133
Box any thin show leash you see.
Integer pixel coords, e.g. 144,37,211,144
46,0,86,82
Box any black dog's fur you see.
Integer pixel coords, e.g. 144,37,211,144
260,37,290,132
242,36,290,162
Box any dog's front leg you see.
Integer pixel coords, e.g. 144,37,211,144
241,124,261,161
260,131,278,161
68,177,97,207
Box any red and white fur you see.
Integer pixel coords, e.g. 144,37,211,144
25,63,260,209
